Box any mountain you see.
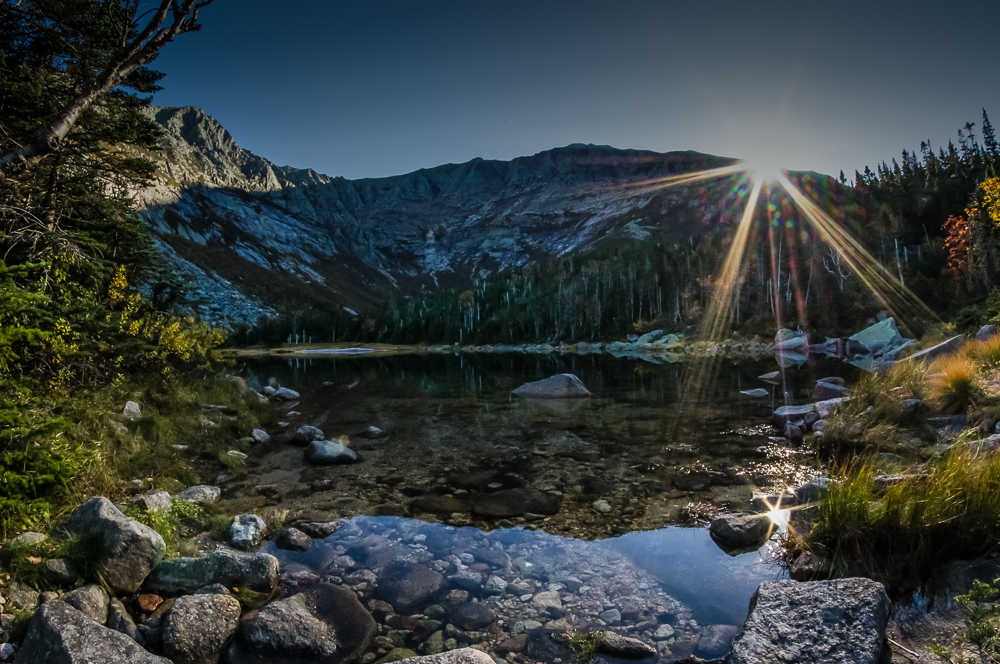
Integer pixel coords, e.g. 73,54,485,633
133,106,750,327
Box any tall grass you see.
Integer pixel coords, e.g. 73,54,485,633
804,446,1000,578
928,356,985,415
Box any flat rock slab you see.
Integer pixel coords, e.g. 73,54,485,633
17,599,171,664
729,578,891,664
511,374,590,399
773,405,815,424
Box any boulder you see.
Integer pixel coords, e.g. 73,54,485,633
376,561,445,612
291,425,325,446
591,631,657,659
122,401,142,420
848,317,904,355
163,593,240,664
9,531,48,547
127,490,172,513
16,599,171,664
793,477,830,504
61,585,109,624
227,583,375,664
773,335,808,352
106,598,140,643
144,549,280,595
65,497,165,595
471,489,561,518
273,387,300,401
177,485,220,503
6,581,40,611
231,514,267,550
392,650,494,664
305,438,358,465
511,374,590,399
978,325,997,342
709,513,772,549
262,386,276,396
730,578,891,664
297,521,342,539
813,382,849,400
250,429,270,444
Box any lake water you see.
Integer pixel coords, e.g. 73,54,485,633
231,349,856,662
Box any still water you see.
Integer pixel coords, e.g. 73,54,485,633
233,350,855,662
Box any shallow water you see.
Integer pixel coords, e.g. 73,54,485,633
226,351,855,661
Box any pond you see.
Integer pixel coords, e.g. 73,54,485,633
226,350,857,662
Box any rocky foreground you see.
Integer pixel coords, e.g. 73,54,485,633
0,486,897,664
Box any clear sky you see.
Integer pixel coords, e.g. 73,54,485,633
150,0,1000,181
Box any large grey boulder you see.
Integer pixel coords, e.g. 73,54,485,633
122,401,142,420
729,578,891,664
163,593,241,664
511,374,590,399
393,650,494,664
227,583,376,664
61,584,109,624
376,561,445,612
709,513,772,549
16,599,171,664
144,549,280,595
64,497,165,594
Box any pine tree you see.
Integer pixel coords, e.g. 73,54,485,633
983,109,999,159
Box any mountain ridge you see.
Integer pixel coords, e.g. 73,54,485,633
132,105,757,327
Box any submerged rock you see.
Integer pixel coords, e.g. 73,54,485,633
65,497,165,595
511,374,590,399
729,578,891,664
17,600,171,664
471,488,561,518
376,561,445,612
590,631,657,659
392,649,494,664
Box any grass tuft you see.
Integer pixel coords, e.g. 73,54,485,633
928,357,984,415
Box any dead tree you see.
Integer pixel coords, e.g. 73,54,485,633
823,248,851,291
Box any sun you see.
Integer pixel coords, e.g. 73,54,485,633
740,155,784,182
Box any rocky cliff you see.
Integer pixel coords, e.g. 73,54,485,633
133,106,749,326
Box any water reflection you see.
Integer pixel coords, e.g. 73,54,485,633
235,353,853,539
264,516,783,662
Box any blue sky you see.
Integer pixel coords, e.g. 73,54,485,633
151,0,1000,180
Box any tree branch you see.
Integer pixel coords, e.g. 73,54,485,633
0,0,218,173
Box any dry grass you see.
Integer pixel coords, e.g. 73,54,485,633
928,356,984,415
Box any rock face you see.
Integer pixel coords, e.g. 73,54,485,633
163,594,241,664
16,599,171,664
144,549,280,595
227,583,376,664
64,497,166,594
729,578,892,664
511,374,590,399
709,513,772,549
